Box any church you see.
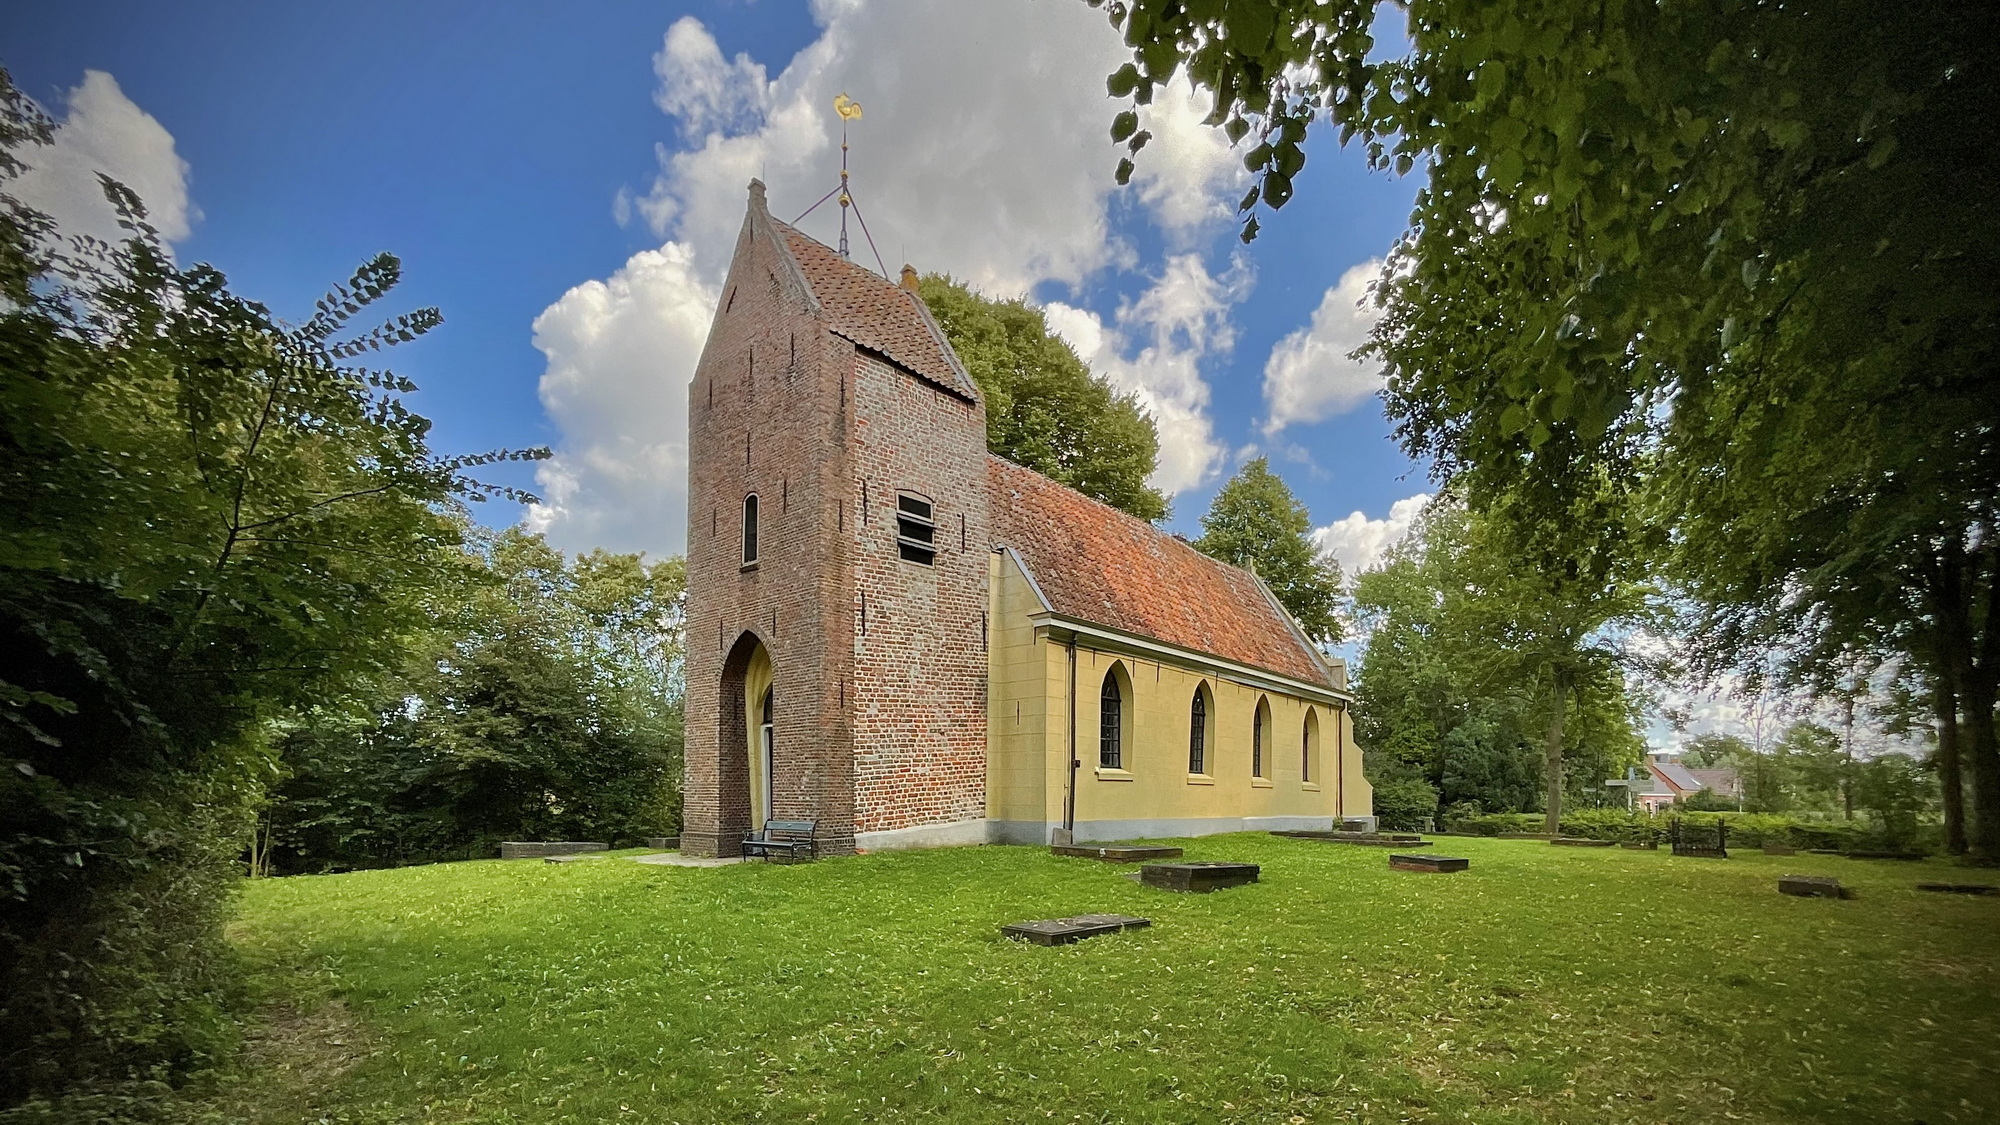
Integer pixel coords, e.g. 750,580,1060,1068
681,181,1373,857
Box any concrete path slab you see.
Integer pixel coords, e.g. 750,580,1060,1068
631,852,744,868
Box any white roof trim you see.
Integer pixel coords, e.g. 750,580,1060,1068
998,545,1055,614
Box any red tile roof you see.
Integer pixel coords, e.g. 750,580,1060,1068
771,220,978,400
988,454,1333,687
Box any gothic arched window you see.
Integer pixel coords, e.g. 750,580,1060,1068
1188,685,1210,775
1099,668,1124,769
742,493,760,566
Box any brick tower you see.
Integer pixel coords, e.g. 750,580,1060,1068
681,181,991,857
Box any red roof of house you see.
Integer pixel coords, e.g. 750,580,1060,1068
771,220,979,400
988,454,1333,687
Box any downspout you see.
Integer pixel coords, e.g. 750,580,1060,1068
1064,637,1079,837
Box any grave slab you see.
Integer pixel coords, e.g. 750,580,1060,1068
500,841,607,859
1551,837,1616,847
1916,882,2000,896
1140,861,1260,893
645,836,680,850
1619,841,1660,850
1001,914,1151,946
1390,853,1469,873
1778,874,1846,898
1273,832,1430,848
1051,844,1185,862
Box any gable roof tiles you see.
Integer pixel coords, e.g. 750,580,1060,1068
989,454,1333,688
770,220,979,400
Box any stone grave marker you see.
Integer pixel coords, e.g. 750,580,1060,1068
1390,853,1469,873
500,841,607,859
1001,914,1151,946
1140,861,1260,893
645,836,679,850
1916,882,1999,896
1778,874,1846,898
1052,844,1184,862
1551,837,1616,847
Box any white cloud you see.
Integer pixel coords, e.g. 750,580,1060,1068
1129,74,1250,239
11,70,196,248
1311,492,1430,576
524,242,716,554
653,16,771,141
529,0,1253,554
1261,258,1385,434
1045,253,1249,495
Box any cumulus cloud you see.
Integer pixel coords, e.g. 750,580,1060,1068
1128,74,1250,239
1311,492,1430,576
11,70,196,247
529,0,1252,554
1044,253,1249,495
1261,258,1385,434
524,243,717,554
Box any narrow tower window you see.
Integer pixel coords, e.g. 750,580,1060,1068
896,492,936,565
742,494,760,567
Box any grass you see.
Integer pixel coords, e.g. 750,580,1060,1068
205,836,1998,1125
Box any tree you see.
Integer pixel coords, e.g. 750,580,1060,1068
0,66,542,1106
1193,458,1343,642
917,274,1168,521
1350,497,1647,821
266,529,686,873
1095,0,2000,859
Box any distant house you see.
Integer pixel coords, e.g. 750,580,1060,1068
1632,752,1742,813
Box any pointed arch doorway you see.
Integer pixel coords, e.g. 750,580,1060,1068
718,632,778,846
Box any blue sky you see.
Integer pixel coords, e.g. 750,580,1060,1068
3,0,1432,572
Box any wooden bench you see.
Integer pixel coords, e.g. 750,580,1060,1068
742,820,817,863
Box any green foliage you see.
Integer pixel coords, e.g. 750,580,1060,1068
0,66,544,1109
1192,458,1343,642
915,275,1167,521
1097,0,2000,858
1369,777,1439,832
1351,497,1647,819
266,530,686,872
176,839,2000,1124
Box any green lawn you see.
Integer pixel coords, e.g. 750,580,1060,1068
213,836,1999,1125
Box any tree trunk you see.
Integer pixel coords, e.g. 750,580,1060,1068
1840,694,1856,821
1543,670,1568,836
1933,674,1967,856
1959,668,2000,863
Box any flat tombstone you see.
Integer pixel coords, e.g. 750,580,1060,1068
1051,844,1185,862
500,841,608,859
1390,853,1468,873
1140,862,1260,893
1916,883,2000,896
1001,914,1150,946
1778,875,1845,899
1551,837,1616,847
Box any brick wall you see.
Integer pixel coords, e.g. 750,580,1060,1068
847,354,990,837
684,186,857,856
684,183,990,855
